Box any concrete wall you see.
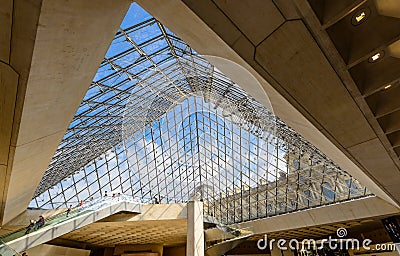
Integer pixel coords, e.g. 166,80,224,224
0,0,131,225
26,244,90,256
0,0,40,226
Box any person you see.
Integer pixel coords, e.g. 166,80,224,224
78,200,84,212
35,215,44,230
104,191,108,197
25,220,35,234
153,196,159,204
66,204,72,217
40,215,45,226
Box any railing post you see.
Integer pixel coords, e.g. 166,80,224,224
187,200,204,256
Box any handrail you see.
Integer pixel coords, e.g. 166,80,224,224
0,240,21,256
0,195,141,244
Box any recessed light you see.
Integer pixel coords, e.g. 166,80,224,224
384,84,392,90
372,53,381,61
356,12,366,22
368,51,384,63
351,8,370,26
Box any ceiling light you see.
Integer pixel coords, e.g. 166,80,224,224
368,51,384,63
372,53,381,61
355,12,366,23
351,8,370,26
384,84,392,90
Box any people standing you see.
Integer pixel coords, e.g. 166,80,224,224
78,200,84,212
66,204,72,217
35,215,44,230
25,220,35,234
40,215,45,227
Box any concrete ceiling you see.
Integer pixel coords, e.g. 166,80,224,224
136,0,400,206
58,204,188,247
299,0,400,202
59,219,187,247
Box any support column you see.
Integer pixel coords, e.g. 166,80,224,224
187,200,204,256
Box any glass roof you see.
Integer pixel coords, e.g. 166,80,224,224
31,3,371,224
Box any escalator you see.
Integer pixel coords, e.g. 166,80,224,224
0,196,141,253
205,221,253,256
0,241,20,256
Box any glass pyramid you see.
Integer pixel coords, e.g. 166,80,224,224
31,3,371,224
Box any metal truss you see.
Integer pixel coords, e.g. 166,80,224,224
31,4,371,224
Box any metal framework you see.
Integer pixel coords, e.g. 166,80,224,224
31,4,371,224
